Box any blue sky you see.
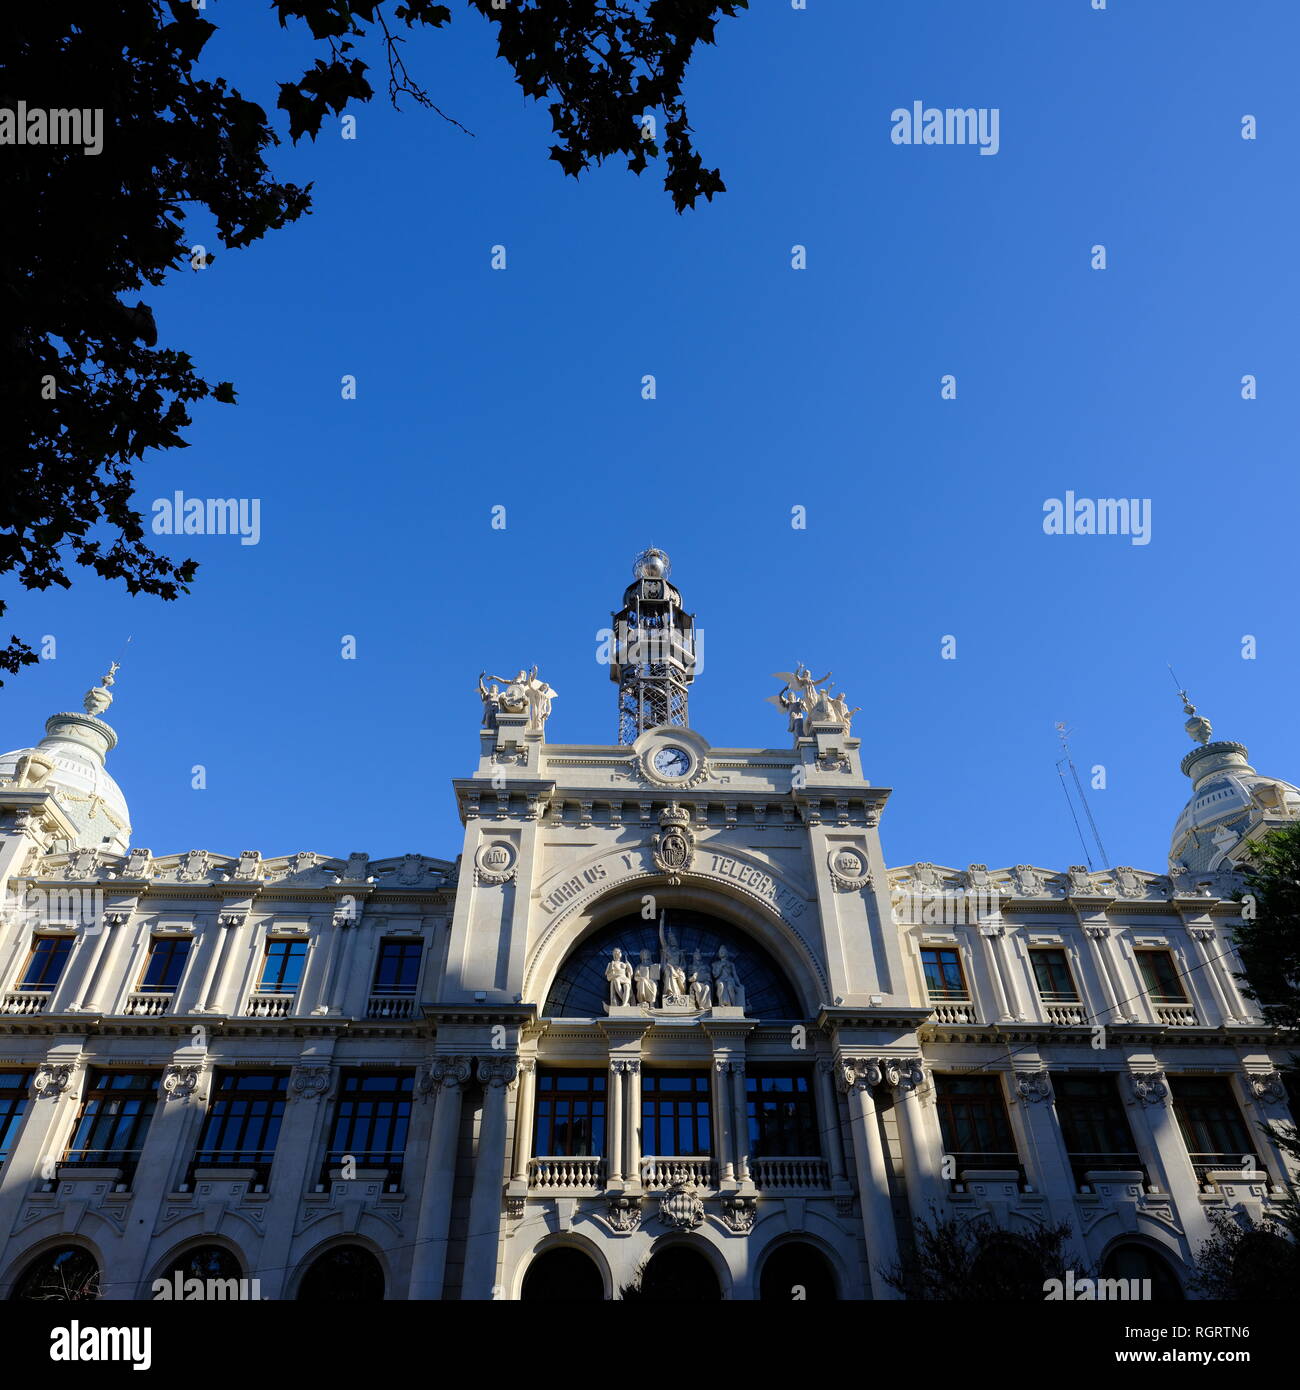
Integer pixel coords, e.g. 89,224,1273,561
5,0,1298,874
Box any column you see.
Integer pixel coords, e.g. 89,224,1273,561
75,912,127,1010
1007,1068,1087,1240
889,1059,947,1216
1124,1068,1210,1247
731,1061,751,1186
201,913,246,1012
607,1060,624,1187
840,1059,900,1300
1187,927,1237,1024
0,1060,84,1252
978,924,1013,1021
463,1057,517,1300
510,1059,537,1185
815,1057,848,1187
1082,923,1128,1023
711,1058,735,1184
408,1057,471,1299
624,1059,642,1188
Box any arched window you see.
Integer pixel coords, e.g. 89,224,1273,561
759,1241,838,1300
154,1244,244,1297
296,1245,384,1301
10,1246,100,1301
622,1244,721,1301
1101,1243,1184,1301
520,1246,605,1301
545,910,800,1018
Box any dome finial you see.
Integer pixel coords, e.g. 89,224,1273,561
1169,665,1212,746
83,658,121,718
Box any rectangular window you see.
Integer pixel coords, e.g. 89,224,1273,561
1169,1076,1259,1185
20,936,73,991
1052,1073,1143,1188
745,1068,819,1157
138,937,191,994
193,1070,289,1183
259,938,308,994
372,940,422,996
642,1071,711,1157
534,1069,606,1157
920,947,968,1000
323,1071,413,1187
1136,950,1186,1004
64,1071,159,1179
1030,948,1078,1002
0,1072,33,1165
934,1073,1019,1178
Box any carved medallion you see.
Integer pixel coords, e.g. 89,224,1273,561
475,841,517,885
828,846,871,892
659,1181,705,1231
651,804,695,884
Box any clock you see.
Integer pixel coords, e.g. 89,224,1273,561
652,745,692,779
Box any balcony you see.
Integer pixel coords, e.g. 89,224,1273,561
1,989,51,1016
528,1155,605,1192
751,1156,830,1191
640,1156,715,1190
928,995,978,1025
124,991,174,1018
1189,1153,1271,1191
366,993,417,1020
1067,1153,1147,1192
247,993,294,1019
1154,1002,1198,1026
1040,991,1087,1026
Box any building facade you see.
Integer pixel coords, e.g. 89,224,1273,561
0,550,1296,1301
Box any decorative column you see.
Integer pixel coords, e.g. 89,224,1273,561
814,1057,849,1188
462,1056,518,1300
731,1061,752,1187
75,909,130,1010
839,1059,900,1299
510,1058,537,1186
712,1058,735,1185
885,1058,946,1217
623,1059,643,1188
408,1057,472,1299
1082,923,1133,1024
1187,927,1239,1024
201,912,247,1012
607,1059,625,1188
1123,1068,1210,1247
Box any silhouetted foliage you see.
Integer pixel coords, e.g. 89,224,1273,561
1,1,746,680
884,1213,1084,1301
1234,822,1300,1031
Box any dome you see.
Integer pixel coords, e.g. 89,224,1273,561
1169,738,1300,875
0,671,132,855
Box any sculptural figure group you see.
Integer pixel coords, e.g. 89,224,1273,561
605,915,746,1013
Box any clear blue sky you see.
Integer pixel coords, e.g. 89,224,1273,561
4,0,1297,875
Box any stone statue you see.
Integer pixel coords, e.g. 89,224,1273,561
688,950,712,1010
767,664,855,734
712,945,744,1009
658,914,688,1003
634,949,659,1006
605,948,633,1007
483,666,558,732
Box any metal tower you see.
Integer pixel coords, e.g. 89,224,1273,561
610,548,698,744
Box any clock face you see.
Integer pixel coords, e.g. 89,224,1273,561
652,745,692,778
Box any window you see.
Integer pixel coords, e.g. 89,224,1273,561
20,935,73,991
1169,1076,1260,1185
259,938,308,994
138,937,191,994
1053,1073,1143,1188
0,1072,32,1165
1030,948,1078,1002
934,1073,1019,1179
920,947,968,1000
1136,950,1186,1004
193,1070,289,1183
642,1071,711,1156
9,1246,100,1302
534,1069,606,1157
322,1071,413,1185
296,1245,384,1302
64,1070,158,1179
745,1069,819,1157
372,939,422,996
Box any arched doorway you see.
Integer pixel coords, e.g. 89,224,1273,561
1101,1243,1184,1301
625,1243,721,1301
759,1241,838,1300
10,1246,100,1301
521,1246,605,1301
296,1245,385,1301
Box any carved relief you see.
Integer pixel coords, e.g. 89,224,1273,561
162,1065,201,1102
290,1066,333,1101
1129,1071,1168,1106
1014,1071,1052,1105
475,841,517,886
828,847,871,892
33,1065,74,1099
651,803,694,884
658,1181,704,1231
